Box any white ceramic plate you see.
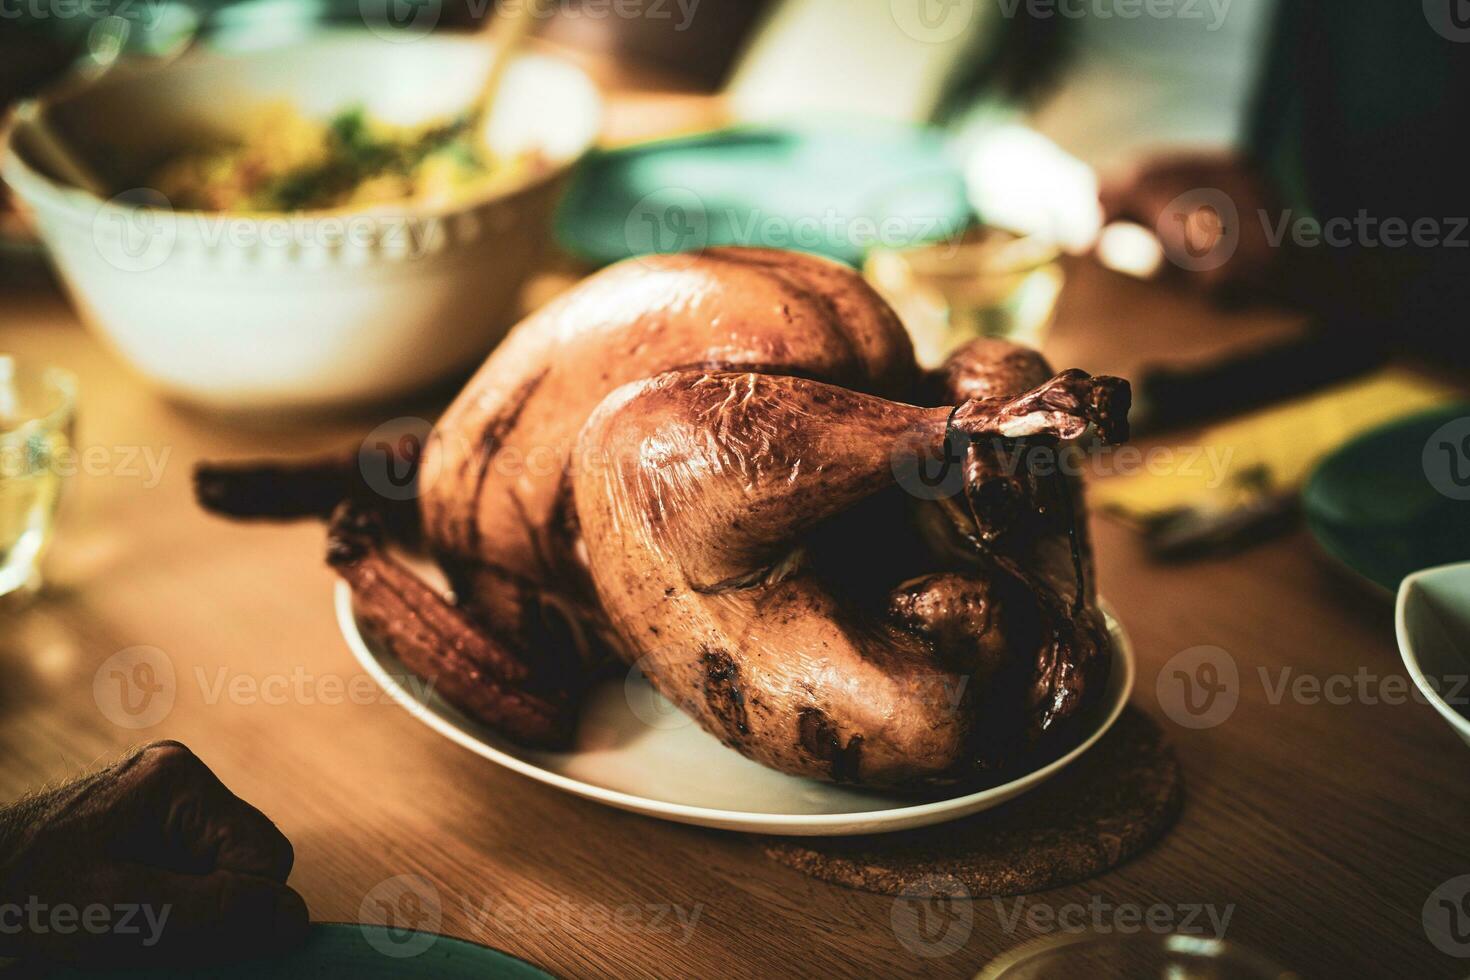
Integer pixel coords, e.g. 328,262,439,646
336,583,1134,836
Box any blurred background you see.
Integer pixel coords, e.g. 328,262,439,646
1,0,1468,584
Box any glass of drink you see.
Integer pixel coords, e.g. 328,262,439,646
0,357,76,600
864,225,1064,368
978,933,1299,979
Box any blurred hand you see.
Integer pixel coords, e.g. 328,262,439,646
0,741,308,967
1099,150,1282,301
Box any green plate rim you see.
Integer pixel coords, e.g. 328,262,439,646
1301,401,1470,594
553,118,970,267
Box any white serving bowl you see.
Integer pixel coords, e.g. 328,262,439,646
0,33,601,412
1396,561,1470,749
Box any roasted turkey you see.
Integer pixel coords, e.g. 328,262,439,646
197,248,1130,790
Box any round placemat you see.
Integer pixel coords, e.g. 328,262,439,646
761,707,1182,897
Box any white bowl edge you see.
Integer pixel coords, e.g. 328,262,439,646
1395,561,1470,743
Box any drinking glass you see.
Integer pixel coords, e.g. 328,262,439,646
865,225,1064,368
978,933,1299,979
0,357,76,599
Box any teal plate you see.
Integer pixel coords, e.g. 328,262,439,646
555,121,971,267
1302,404,1470,593
23,924,554,979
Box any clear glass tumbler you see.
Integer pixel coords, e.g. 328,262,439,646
978,933,1300,980
864,225,1065,368
0,357,76,599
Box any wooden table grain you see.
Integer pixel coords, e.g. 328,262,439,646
3,104,1469,980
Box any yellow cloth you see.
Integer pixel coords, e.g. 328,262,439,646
1093,368,1463,521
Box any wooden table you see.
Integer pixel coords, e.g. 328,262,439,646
3,95,1469,980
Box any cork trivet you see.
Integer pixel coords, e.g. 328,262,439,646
761,707,1181,897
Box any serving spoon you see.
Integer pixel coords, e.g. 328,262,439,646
17,0,544,202
12,101,110,198
445,0,548,145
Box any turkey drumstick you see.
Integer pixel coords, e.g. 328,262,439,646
574,368,1125,784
